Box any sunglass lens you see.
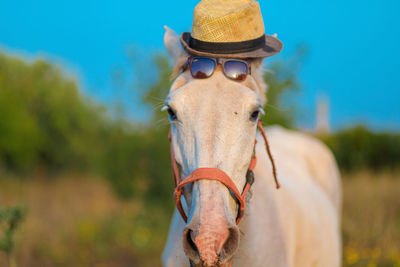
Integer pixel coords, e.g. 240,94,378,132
224,61,248,81
190,58,216,78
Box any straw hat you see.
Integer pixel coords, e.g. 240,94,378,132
180,0,283,59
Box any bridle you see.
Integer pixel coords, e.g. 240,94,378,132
168,120,280,225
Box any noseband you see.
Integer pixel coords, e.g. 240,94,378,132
168,120,280,225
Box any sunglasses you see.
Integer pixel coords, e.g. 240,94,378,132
183,56,251,81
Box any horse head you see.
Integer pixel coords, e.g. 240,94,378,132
163,26,269,266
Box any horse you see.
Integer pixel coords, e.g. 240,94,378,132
161,26,342,267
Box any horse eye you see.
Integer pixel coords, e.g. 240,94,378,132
250,110,260,122
167,106,178,121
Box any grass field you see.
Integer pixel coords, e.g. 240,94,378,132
341,171,400,267
0,170,399,266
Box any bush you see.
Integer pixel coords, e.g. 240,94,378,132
0,52,174,207
321,126,400,171
0,206,26,267
0,52,110,173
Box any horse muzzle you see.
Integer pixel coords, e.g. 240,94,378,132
181,177,240,266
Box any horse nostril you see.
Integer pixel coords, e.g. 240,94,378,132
183,228,201,263
220,226,240,262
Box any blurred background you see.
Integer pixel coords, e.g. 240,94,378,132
0,0,399,266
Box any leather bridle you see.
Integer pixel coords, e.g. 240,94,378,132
168,120,280,225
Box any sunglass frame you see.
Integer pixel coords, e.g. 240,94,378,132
183,56,252,81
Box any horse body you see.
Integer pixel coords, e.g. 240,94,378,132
162,27,341,267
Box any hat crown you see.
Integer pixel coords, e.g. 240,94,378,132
192,0,265,43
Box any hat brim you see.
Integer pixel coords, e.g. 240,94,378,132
180,32,283,59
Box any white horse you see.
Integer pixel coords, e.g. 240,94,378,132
162,26,342,267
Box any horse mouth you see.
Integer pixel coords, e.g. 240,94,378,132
190,259,232,267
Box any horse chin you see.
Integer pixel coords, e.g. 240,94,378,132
189,259,232,267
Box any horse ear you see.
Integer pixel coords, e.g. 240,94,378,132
164,26,188,65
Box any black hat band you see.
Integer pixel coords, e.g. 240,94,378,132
186,33,266,54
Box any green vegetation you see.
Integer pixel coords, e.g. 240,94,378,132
0,52,112,174
321,126,400,171
0,52,173,205
0,206,25,267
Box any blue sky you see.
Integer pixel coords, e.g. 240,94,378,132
1,0,399,130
